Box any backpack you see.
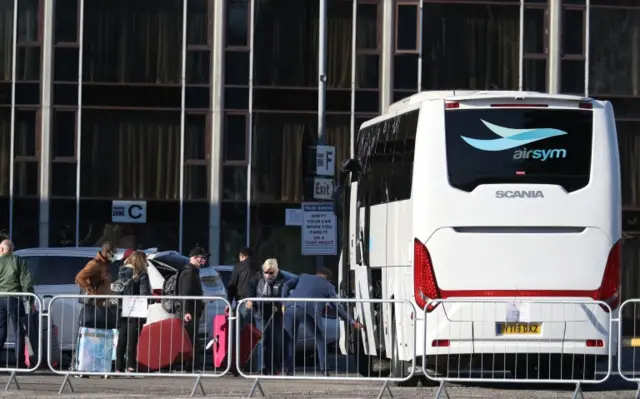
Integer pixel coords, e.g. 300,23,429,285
161,269,183,313
111,277,135,296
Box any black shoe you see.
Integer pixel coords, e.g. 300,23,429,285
321,370,330,377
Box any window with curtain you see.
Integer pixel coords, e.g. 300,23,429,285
618,121,640,208
589,6,640,95
421,2,520,91
80,110,181,199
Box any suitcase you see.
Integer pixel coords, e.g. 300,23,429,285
75,327,116,372
212,314,262,369
137,318,193,372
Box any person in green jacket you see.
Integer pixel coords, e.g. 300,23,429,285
0,239,34,368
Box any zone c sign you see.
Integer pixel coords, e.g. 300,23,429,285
111,201,147,224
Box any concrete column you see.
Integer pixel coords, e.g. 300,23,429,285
547,0,561,94
380,0,394,112
39,0,55,247
209,0,225,262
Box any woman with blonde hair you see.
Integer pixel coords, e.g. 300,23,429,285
115,250,151,373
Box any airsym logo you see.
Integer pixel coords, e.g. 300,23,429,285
495,190,545,199
460,120,568,161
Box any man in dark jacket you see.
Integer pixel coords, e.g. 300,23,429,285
281,267,363,376
226,247,258,327
0,239,33,368
179,246,208,371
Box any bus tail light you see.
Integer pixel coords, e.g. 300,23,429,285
414,238,441,312
594,241,621,312
445,101,460,109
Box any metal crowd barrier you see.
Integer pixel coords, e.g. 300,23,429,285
45,294,231,396
617,299,640,399
235,297,417,399
422,298,614,399
0,292,43,391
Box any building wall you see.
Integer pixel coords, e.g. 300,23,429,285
0,0,639,283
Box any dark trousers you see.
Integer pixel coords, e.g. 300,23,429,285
115,317,144,371
184,311,202,370
0,296,25,367
254,311,283,373
283,306,326,373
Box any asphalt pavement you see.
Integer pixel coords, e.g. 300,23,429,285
0,371,634,398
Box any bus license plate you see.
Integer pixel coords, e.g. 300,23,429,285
496,323,541,335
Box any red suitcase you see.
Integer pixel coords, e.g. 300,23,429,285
212,314,261,369
137,318,193,371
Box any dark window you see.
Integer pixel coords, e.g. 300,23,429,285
13,198,38,248
23,256,91,286
182,201,209,252
393,54,418,90
224,114,247,161
220,202,246,265
562,8,584,55
523,59,547,92
356,110,418,206
226,0,248,47
187,0,208,46
445,109,593,193
421,3,519,90
225,51,249,85
53,111,76,157
561,59,585,95
49,199,76,246
396,5,418,51
54,0,78,43
357,3,378,51
524,7,546,54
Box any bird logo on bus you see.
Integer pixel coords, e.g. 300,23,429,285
460,120,568,161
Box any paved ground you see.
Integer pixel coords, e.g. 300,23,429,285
0,372,634,398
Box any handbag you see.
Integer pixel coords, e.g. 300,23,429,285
78,303,119,330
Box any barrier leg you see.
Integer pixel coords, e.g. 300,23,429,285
247,378,265,397
189,375,206,397
58,374,75,394
375,380,393,399
434,381,450,399
635,382,640,399
4,371,19,391
571,382,584,399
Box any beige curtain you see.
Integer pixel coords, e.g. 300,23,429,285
0,2,13,81
422,3,519,90
83,0,182,84
82,110,181,199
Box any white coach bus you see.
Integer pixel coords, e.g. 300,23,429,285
334,91,621,384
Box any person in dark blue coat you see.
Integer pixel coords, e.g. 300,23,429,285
280,267,363,376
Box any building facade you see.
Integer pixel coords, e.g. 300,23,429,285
0,0,639,290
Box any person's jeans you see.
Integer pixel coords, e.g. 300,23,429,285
0,296,26,367
115,317,144,371
254,311,283,373
283,306,326,374
184,310,203,371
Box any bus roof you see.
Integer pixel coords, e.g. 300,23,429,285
385,90,590,115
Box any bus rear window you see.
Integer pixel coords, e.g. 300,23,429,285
445,109,593,192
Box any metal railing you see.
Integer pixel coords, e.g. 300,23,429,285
45,294,231,396
2,293,640,397
422,298,614,399
234,297,417,398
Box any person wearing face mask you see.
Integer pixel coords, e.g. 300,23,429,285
246,258,287,375
75,242,117,305
178,246,209,372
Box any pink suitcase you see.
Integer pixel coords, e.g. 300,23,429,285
212,315,228,368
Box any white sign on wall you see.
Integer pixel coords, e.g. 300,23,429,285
112,201,147,223
316,145,336,177
301,203,337,256
313,177,335,200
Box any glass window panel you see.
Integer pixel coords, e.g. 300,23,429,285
0,3,15,81
14,161,38,197
17,0,38,44
356,54,379,89
560,59,585,95
421,3,520,90
226,0,248,47
224,87,249,109
15,82,40,105
524,7,546,54
562,8,584,55
225,51,249,85
186,50,211,84
589,7,640,95
182,201,209,253
187,0,208,46
0,109,9,196
54,47,79,82
83,0,182,84
78,200,179,249
185,114,207,160
53,83,79,106
355,90,379,113
12,198,38,248
393,54,418,90
80,110,181,199
618,121,640,207
222,165,247,201
184,164,209,200
523,59,547,92
53,111,76,158
357,3,378,50
16,46,40,81
49,199,76,247
224,114,246,162
396,5,418,51
15,110,36,157
52,162,77,197
220,202,247,264
54,0,78,43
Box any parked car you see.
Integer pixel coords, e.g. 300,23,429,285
10,247,227,361
211,265,339,352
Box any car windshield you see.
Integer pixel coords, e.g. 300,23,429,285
23,256,92,286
